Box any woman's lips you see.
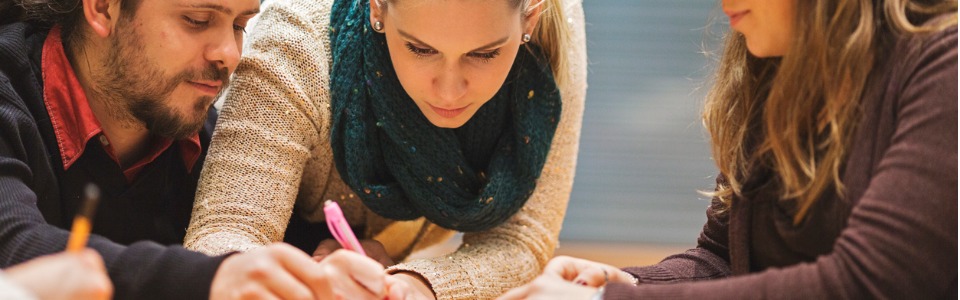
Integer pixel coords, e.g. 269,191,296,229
725,10,749,27
430,104,469,118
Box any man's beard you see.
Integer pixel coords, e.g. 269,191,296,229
94,20,229,139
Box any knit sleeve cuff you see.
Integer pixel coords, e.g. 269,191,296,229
184,231,265,256
623,265,681,284
602,282,688,299
387,258,473,300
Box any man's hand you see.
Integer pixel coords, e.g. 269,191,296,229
211,243,388,300
4,249,113,300
312,238,395,266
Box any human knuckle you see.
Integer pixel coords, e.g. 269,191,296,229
292,290,313,300
325,251,346,263
297,270,322,288
245,260,273,279
85,283,112,299
235,286,262,300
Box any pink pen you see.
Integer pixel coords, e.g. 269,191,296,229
323,200,367,256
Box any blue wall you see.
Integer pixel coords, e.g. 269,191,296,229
560,0,724,245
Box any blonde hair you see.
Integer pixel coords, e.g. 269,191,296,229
377,0,572,88
704,0,957,225
523,0,571,88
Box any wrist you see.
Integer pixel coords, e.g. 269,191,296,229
622,270,639,286
392,271,436,300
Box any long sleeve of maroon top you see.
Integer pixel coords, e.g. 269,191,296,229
605,24,957,300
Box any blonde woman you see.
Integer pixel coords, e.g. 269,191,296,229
185,0,587,299
501,0,957,299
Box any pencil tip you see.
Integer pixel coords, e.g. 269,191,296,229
85,183,100,200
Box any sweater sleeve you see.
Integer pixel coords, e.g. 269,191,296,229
604,26,958,300
384,1,588,299
183,0,330,255
620,183,732,283
1,91,226,300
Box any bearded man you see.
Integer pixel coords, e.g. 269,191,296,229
2,0,416,299
0,1,352,299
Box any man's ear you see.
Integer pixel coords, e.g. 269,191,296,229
81,0,122,38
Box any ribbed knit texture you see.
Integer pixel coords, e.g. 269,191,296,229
184,0,588,298
328,0,561,232
0,22,228,300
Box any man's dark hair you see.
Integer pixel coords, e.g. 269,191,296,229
0,0,27,23
1,0,141,48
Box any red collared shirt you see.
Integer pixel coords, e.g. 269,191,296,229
41,26,202,182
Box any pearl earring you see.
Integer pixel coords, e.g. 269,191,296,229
372,20,384,32
521,33,532,43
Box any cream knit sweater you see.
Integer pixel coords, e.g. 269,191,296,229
183,0,587,299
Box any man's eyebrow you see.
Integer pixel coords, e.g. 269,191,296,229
398,29,509,52
180,3,260,16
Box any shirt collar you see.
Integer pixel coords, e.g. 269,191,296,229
40,26,202,176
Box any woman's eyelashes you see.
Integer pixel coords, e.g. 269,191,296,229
405,43,438,58
404,43,502,62
468,48,501,62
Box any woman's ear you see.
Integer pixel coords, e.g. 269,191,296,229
81,0,122,38
522,0,544,35
369,0,384,30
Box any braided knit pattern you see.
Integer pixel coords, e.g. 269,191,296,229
329,0,562,232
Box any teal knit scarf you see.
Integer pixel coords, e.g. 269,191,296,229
329,0,562,232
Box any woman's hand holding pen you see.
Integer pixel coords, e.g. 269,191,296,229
385,272,435,300
309,200,432,300
313,238,395,266
312,240,434,300
312,249,392,299
211,243,389,300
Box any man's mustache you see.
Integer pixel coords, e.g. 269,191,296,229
196,64,230,87
179,64,230,90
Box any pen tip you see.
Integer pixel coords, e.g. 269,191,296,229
85,183,100,200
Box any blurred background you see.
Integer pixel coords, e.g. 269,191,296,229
554,0,723,266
